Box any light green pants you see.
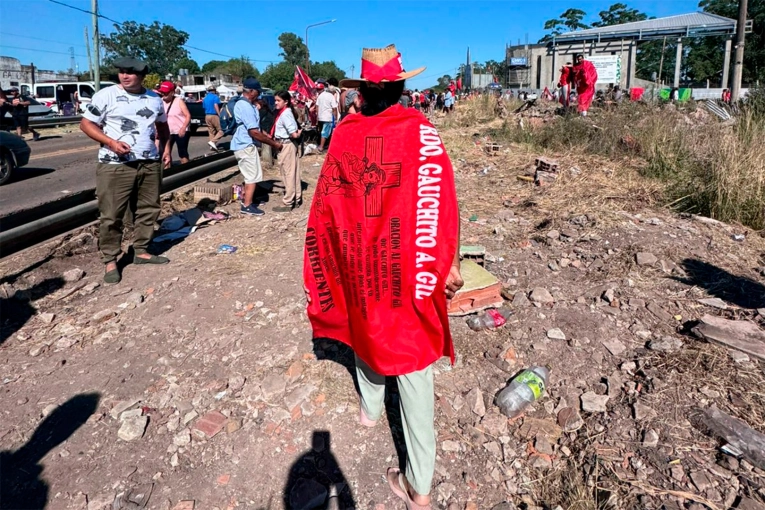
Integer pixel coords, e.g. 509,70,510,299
355,355,435,496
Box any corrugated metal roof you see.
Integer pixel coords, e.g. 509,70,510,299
555,12,736,40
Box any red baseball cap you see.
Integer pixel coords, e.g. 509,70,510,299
157,81,175,94
315,83,325,90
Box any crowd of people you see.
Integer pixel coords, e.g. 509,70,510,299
77,47,464,508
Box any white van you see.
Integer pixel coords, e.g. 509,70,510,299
20,81,115,114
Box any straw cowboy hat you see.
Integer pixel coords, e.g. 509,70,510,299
339,44,425,88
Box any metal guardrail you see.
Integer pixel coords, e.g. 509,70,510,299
1,116,82,131
29,116,82,129
0,151,237,258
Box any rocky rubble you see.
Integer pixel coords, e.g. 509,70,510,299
1,127,764,509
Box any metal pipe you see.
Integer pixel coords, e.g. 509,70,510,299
0,155,236,259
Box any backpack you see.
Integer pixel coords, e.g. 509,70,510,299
219,96,244,136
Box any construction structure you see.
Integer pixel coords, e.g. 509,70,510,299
0,56,77,91
503,12,747,91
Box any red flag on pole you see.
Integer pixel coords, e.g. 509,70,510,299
289,66,316,98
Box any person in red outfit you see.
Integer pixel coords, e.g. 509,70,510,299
304,44,463,509
572,54,598,116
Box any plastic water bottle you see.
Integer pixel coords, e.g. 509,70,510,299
466,308,513,331
495,366,550,418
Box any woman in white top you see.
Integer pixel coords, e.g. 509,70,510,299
271,91,303,212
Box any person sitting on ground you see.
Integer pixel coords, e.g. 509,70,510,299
304,44,463,510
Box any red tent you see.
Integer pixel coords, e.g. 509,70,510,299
289,66,316,99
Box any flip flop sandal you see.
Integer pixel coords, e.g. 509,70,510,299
104,268,121,284
133,254,170,265
386,468,431,510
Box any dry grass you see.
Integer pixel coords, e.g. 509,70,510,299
443,97,765,230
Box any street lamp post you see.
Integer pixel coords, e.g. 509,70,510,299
305,19,336,72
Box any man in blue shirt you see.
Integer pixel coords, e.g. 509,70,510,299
202,85,223,151
231,78,283,216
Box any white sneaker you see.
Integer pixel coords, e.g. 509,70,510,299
208,141,218,151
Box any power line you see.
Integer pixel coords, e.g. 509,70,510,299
0,44,89,58
47,0,120,24
45,0,273,65
0,32,87,48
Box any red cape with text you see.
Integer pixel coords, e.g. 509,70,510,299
574,60,598,112
303,105,459,376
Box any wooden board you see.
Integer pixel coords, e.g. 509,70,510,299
692,314,765,361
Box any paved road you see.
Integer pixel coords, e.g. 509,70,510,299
0,128,227,217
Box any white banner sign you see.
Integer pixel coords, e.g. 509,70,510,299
588,55,621,84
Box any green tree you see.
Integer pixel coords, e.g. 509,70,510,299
201,60,227,73
200,58,259,80
695,0,765,85
437,75,453,89
310,61,347,83
260,61,295,91
278,33,309,67
173,57,200,76
540,9,589,42
101,21,190,76
592,3,649,27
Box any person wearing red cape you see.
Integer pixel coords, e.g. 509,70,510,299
303,44,463,508
571,53,598,116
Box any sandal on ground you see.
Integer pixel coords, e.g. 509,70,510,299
386,468,431,510
104,268,121,284
133,254,170,265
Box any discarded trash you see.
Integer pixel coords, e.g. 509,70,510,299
448,260,504,316
468,214,478,222
194,182,233,204
495,366,550,418
535,157,560,186
466,307,513,331
732,234,745,242
232,184,244,202
216,244,238,254
695,405,765,470
460,245,486,266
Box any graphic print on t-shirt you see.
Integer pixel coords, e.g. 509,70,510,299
82,86,166,164
315,137,401,217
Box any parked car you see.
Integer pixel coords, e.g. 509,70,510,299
0,131,32,185
1,96,53,129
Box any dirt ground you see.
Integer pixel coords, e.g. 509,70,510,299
1,105,765,510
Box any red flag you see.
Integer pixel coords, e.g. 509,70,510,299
456,78,462,90
289,66,316,98
303,105,459,376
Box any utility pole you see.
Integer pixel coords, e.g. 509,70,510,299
84,26,93,80
350,64,355,79
92,0,101,92
731,0,748,101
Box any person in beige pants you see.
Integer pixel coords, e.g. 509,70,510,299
271,91,303,212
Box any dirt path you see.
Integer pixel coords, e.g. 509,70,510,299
1,111,764,510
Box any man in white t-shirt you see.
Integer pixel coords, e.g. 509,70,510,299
80,56,172,284
315,82,338,153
